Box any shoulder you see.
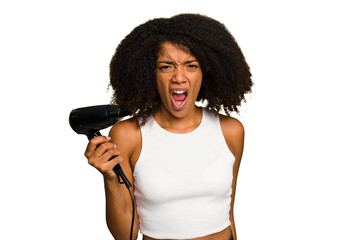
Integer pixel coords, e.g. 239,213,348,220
219,114,245,158
109,117,140,137
219,114,244,139
109,117,141,157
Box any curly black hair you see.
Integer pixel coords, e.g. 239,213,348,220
110,13,253,125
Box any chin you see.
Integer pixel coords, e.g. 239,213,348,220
168,109,187,119
171,105,197,119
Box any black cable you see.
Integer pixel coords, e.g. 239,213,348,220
128,187,135,240
116,167,134,239
118,176,135,240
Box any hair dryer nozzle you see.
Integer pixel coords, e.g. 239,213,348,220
69,105,130,136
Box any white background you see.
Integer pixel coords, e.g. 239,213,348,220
1,0,359,239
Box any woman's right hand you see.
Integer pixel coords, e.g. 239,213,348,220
84,136,123,181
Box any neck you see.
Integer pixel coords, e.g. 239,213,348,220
153,106,202,134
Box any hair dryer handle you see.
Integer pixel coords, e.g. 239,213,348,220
88,133,132,189
86,131,102,141
113,163,132,189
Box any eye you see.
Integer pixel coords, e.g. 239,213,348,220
187,64,198,68
158,64,174,72
185,64,199,72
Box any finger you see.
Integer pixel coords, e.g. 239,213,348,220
84,136,111,158
98,155,123,176
93,142,118,159
108,155,123,168
98,148,121,163
88,148,120,169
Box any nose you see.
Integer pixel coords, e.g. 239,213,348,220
171,66,187,84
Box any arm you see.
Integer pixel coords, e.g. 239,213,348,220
220,115,245,240
85,118,141,240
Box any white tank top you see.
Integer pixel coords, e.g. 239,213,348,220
133,109,235,239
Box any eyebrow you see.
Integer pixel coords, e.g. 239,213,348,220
157,60,199,64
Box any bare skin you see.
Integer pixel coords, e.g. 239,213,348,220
84,42,245,240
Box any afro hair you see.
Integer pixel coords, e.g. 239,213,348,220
110,13,253,125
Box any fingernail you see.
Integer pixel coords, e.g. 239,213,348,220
106,136,111,140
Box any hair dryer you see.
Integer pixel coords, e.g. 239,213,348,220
69,104,132,188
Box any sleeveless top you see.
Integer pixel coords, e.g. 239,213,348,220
133,109,235,239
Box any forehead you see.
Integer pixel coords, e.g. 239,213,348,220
157,42,194,60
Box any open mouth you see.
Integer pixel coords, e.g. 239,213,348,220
171,90,188,109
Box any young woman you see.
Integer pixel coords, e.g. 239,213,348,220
84,14,252,240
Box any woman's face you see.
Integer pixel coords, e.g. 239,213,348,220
155,42,203,118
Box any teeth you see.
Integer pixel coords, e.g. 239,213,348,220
173,90,186,94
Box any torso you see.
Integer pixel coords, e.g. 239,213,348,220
143,226,232,240
111,107,244,240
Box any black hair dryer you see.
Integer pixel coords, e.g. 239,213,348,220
69,104,132,188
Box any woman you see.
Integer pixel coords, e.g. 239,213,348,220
85,13,252,240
